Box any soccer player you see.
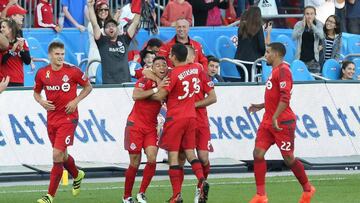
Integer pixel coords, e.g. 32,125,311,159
34,42,92,203
248,42,315,203
152,44,209,203
123,56,169,203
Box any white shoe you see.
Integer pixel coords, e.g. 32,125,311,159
137,192,147,203
194,187,200,203
123,197,135,203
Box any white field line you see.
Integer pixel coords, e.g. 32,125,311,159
0,177,346,194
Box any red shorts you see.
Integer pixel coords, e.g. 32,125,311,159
124,121,158,154
196,125,211,151
48,123,77,152
159,117,196,151
255,120,296,156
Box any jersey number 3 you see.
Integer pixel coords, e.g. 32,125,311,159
178,78,200,100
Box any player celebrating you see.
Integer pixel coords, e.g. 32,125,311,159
248,42,315,203
34,42,92,203
152,44,209,203
123,56,169,203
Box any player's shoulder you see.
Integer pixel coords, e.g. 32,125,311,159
36,64,51,75
136,77,153,87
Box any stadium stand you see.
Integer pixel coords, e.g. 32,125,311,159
353,58,360,79
290,60,315,81
322,59,342,80
192,35,215,56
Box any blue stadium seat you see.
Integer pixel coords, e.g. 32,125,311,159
352,58,360,80
95,64,103,84
261,61,272,82
26,37,47,59
322,59,341,80
290,60,315,81
219,61,241,80
347,37,360,54
274,34,296,63
215,35,236,59
193,36,215,56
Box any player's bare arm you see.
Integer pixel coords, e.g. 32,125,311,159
195,89,217,108
248,103,265,113
33,92,56,111
150,88,168,101
87,0,101,40
65,82,92,114
272,101,287,131
0,76,10,93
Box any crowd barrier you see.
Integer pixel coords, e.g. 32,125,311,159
1,81,359,167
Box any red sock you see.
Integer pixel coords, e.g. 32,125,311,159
202,162,210,179
63,155,78,179
190,160,205,182
131,0,142,14
290,159,311,192
254,157,267,196
48,162,63,197
169,166,182,198
124,165,138,199
179,167,184,186
139,162,156,193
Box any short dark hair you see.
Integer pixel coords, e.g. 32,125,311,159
207,55,220,63
171,44,188,62
146,38,163,48
268,42,286,58
153,56,167,64
104,18,118,28
48,41,64,52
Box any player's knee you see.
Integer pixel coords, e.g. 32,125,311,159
198,154,209,165
129,154,141,168
52,151,65,163
146,154,157,163
282,154,295,166
253,149,264,159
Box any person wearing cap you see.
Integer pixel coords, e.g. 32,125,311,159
88,0,141,84
34,0,61,32
1,2,26,32
62,0,87,32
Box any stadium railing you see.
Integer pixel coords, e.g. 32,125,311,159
219,58,249,82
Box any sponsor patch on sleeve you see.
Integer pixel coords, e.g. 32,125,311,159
280,81,286,88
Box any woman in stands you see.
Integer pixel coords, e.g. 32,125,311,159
320,15,342,66
340,61,356,80
0,19,31,86
234,6,271,82
87,0,114,83
292,6,324,75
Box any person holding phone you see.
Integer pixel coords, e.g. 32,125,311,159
292,6,324,74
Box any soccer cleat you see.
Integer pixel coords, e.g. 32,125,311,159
198,180,209,203
194,187,200,203
136,192,147,203
249,194,268,203
72,170,85,196
37,194,53,203
167,193,183,203
123,197,135,203
299,185,316,203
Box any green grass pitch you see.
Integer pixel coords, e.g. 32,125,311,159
0,174,359,203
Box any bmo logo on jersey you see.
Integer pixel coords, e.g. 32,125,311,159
46,85,60,91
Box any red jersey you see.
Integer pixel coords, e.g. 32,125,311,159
158,36,208,70
0,0,8,12
33,64,89,125
34,0,56,28
195,68,214,127
165,64,200,119
263,62,296,125
0,41,29,83
127,77,162,129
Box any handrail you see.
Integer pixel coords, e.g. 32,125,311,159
32,58,50,64
311,74,330,81
227,14,303,27
219,58,249,82
343,53,360,61
79,58,88,69
251,57,267,82
86,59,102,79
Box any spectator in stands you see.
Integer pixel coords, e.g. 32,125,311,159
1,3,26,34
129,38,163,63
206,0,229,26
346,0,360,34
160,0,192,26
340,61,356,80
335,0,346,32
320,15,342,65
306,0,335,24
140,50,156,68
234,7,271,82
62,0,87,32
158,18,208,68
207,55,224,82
87,0,113,83
0,0,16,18
0,19,31,86
187,0,228,26
236,0,254,17
88,0,141,84
293,6,324,74
0,75,9,93
34,0,61,32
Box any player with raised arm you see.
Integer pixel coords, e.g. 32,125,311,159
123,56,169,203
248,42,315,203
152,44,209,203
34,42,92,203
